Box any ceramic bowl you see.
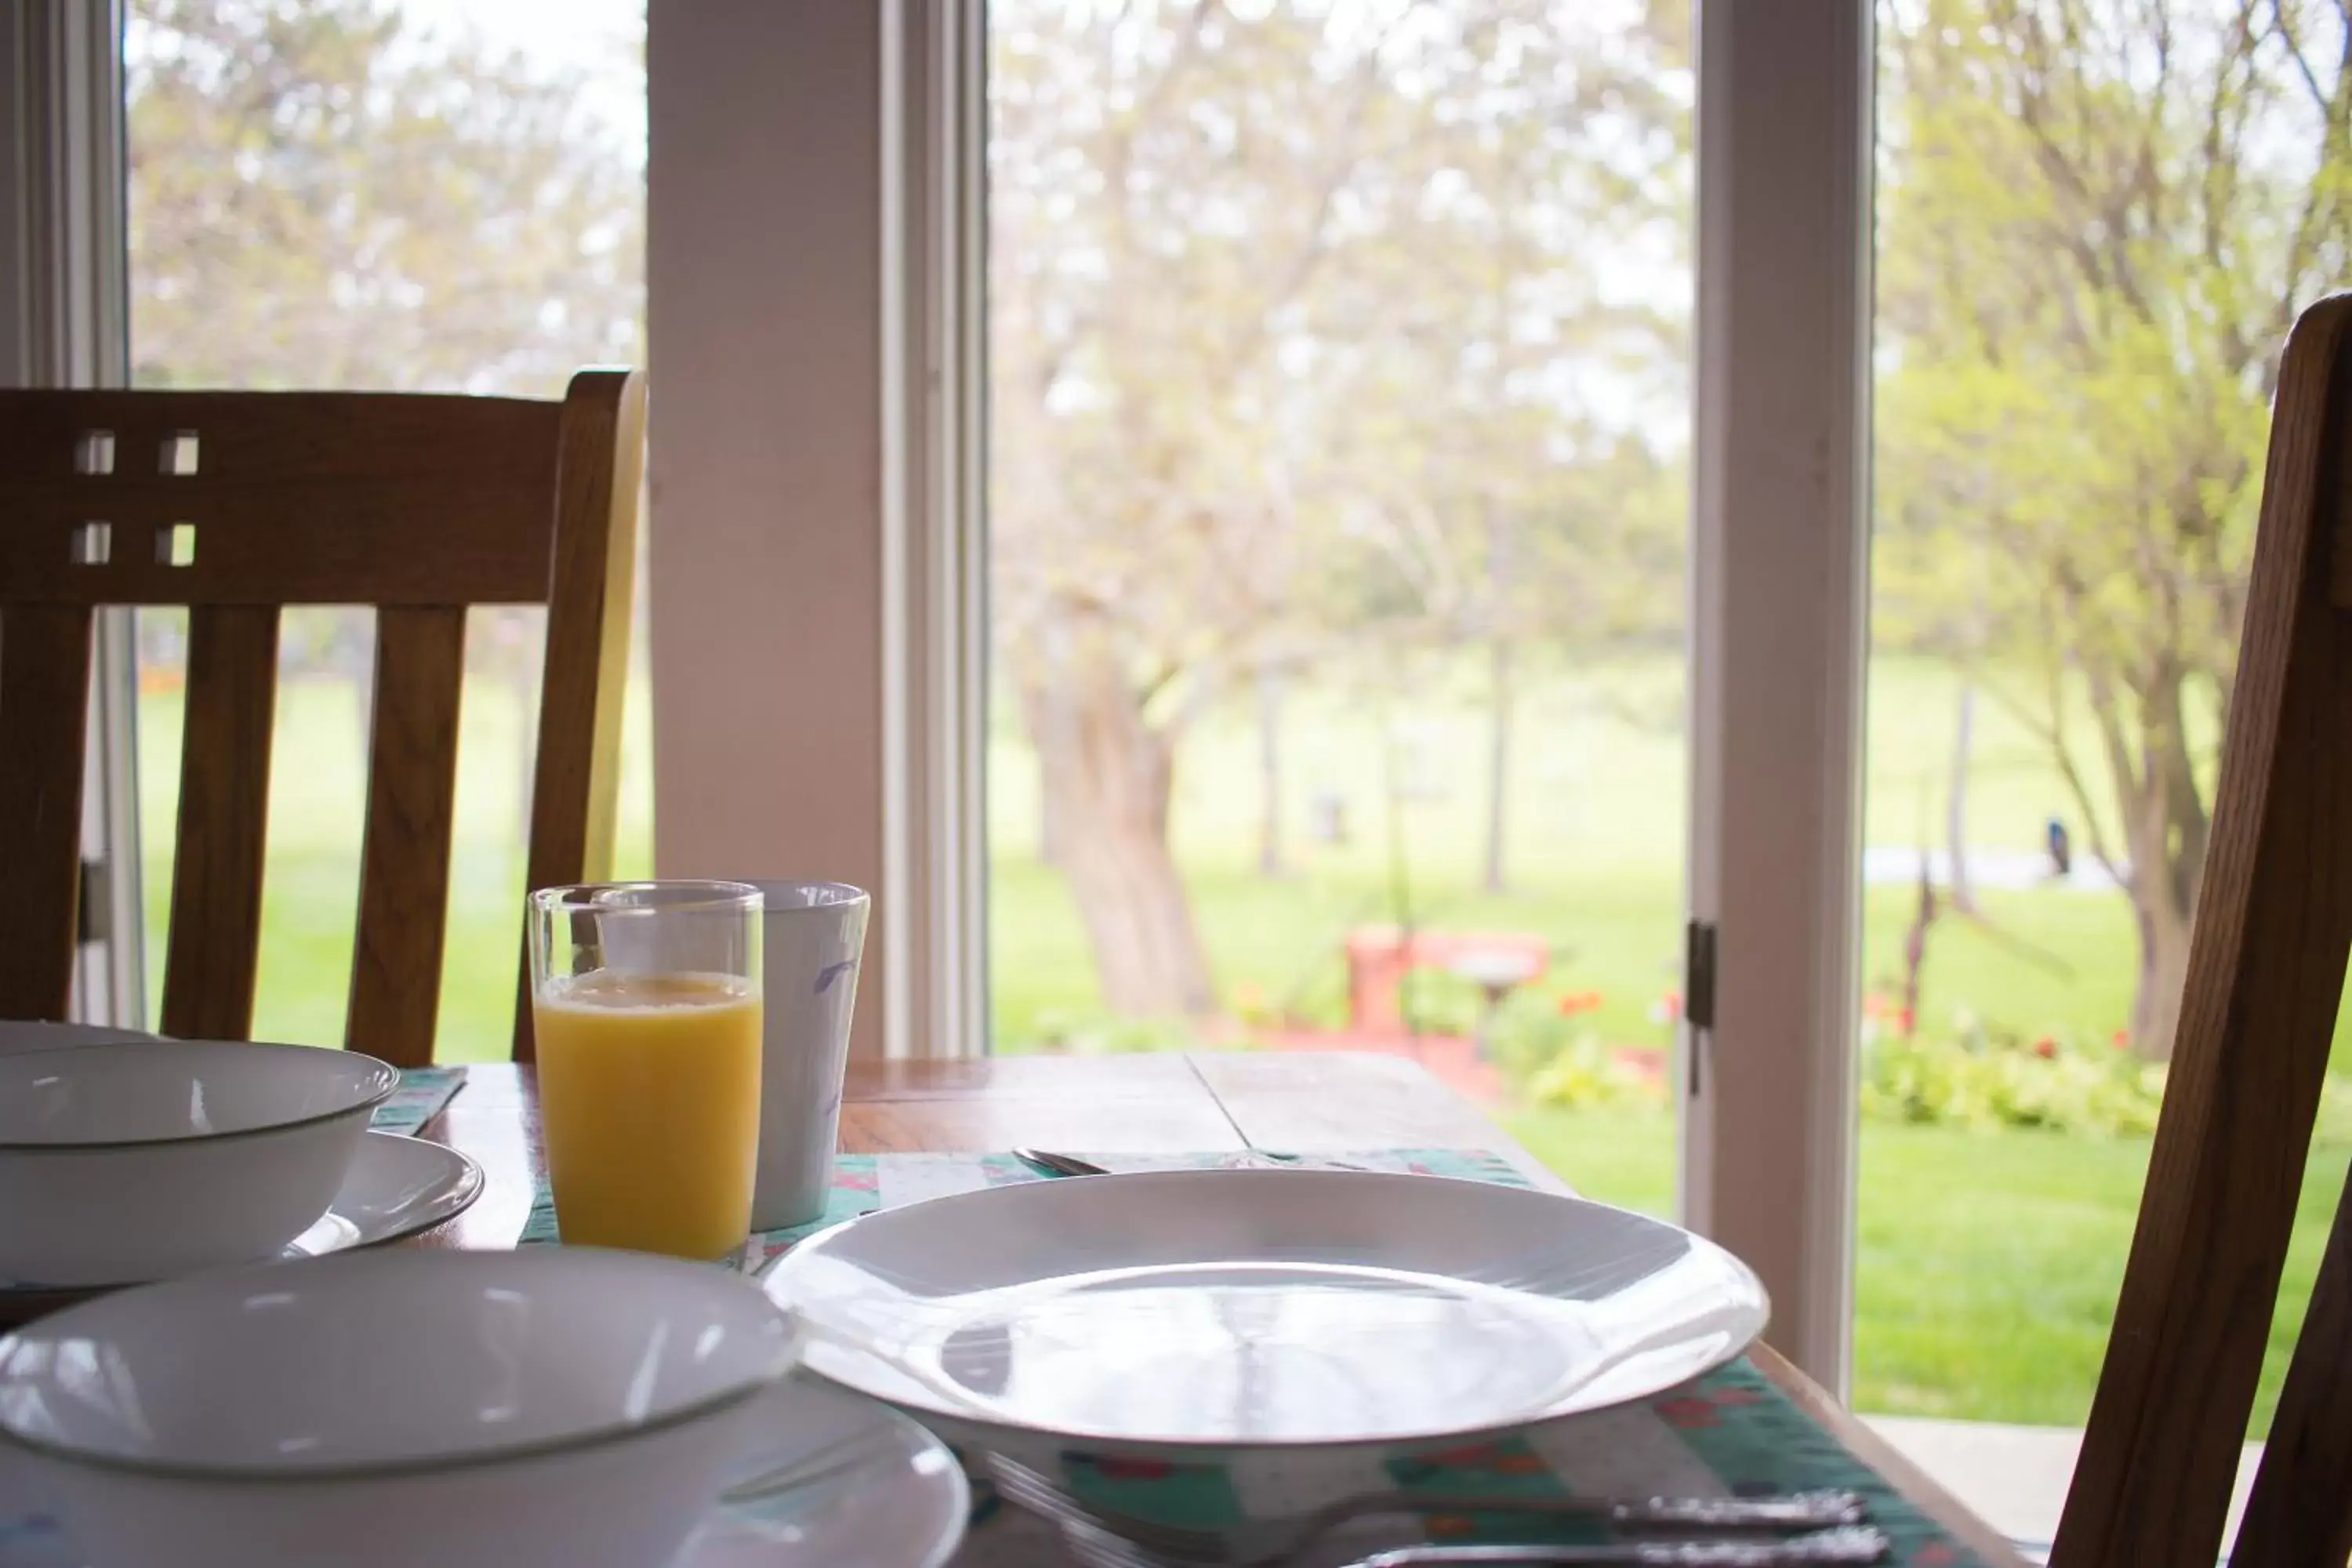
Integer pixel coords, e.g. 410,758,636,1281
0,1037,396,1285
0,1020,157,1054
0,1247,799,1568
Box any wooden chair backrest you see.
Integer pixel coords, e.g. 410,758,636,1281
0,368,644,1066
2053,296,2352,1566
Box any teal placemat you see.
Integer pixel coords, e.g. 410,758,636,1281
372,1065,466,1135
517,1150,1989,1566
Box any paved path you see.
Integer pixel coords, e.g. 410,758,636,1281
1867,1415,2263,1560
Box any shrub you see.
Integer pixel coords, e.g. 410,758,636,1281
1860,1030,2163,1136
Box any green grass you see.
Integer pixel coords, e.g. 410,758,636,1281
1505,1107,2350,1434
120,640,2350,1431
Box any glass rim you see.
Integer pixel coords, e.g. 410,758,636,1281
528,880,763,917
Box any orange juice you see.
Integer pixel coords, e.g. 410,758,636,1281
534,971,764,1260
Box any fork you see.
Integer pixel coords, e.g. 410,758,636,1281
1012,1148,1378,1178
986,1453,1881,1568
717,1428,906,1504
1046,1516,1891,1568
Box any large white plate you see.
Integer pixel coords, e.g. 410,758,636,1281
1,1133,482,1297
761,1169,1766,1450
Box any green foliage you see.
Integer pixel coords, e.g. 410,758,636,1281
1874,0,2352,1052
129,0,641,395
1523,1035,1663,1112
1860,1029,2164,1137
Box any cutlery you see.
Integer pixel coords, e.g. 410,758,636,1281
717,1427,909,1504
1338,1535,1891,1566
987,1453,1882,1568
1012,1147,1374,1178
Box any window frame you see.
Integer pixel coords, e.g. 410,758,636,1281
44,0,1875,1389
2,0,144,1032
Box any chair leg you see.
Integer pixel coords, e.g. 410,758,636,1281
2230,1152,2352,1567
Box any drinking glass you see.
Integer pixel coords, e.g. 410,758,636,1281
528,880,764,1260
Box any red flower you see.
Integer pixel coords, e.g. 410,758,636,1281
1654,1396,1720,1430
2111,1030,2130,1051
1088,1457,1174,1481
2033,1036,2058,1059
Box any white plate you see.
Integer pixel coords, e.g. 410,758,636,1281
762,1169,1767,1450
284,1131,486,1258
0,1373,966,1568
681,1374,967,1568
1,1133,482,1295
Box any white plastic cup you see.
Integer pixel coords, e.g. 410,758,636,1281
743,882,869,1231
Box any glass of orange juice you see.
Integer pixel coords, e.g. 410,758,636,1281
528,881,764,1261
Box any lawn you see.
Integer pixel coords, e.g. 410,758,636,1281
122,634,2349,1433
1504,1107,2348,1433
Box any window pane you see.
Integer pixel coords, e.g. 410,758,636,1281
987,0,1693,1210
125,0,648,1059
1863,0,2350,1541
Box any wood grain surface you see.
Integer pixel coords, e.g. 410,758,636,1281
0,603,93,1020
347,605,469,1068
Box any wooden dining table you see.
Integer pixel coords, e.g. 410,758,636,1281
417,1049,2027,1567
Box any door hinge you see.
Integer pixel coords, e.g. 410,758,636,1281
1683,917,1717,1098
77,858,111,945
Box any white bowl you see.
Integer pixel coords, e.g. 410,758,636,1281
0,1038,397,1286
0,1247,799,1568
0,1020,158,1054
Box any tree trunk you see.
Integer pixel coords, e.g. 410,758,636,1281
1484,633,1514,895
1256,662,1285,878
1947,678,1976,913
1024,666,1215,1018
2127,883,2195,1063
2115,672,2211,1062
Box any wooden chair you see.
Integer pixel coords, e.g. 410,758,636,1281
2051,296,2352,1566
0,369,644,1067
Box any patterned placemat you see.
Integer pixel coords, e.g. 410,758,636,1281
371,1064,466,1136
516,1151,1991,1567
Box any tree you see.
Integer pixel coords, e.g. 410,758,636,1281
990,0,1688,1014
1875,0,2352,1059
129,0,641,397
127,0,644,837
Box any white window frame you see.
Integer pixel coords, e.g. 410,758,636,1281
650,0,1874,1380
1682,0,1874,1393
647,0,985,1062
31,0,1874,1389
2,0,144,1031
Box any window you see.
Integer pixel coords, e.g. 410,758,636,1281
125,0,648,1058
985,0,1694,1211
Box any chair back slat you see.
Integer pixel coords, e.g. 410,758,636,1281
158,604,280,1041
2054,296,2352,1566
2233,1155,2352,1563
514,372,646,1062
0,604,95,1018
347,604,468,1069
0,369,641,1061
